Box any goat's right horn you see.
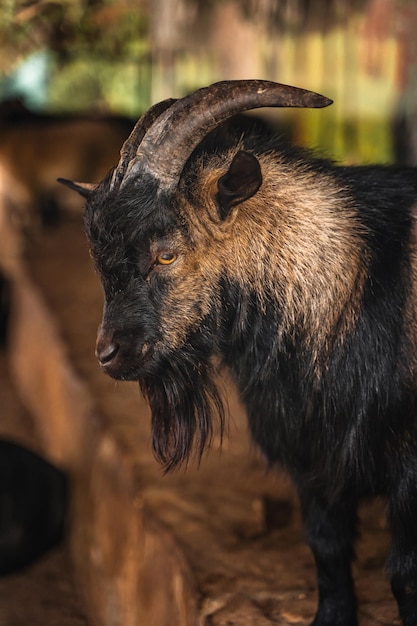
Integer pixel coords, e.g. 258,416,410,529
110,97,177,190
124,80,332,190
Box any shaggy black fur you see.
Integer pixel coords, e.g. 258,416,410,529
80,114,417,626
140,344,224,471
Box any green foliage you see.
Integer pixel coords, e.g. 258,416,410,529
0,0,151,113
47,55,150,114
0,0,148,73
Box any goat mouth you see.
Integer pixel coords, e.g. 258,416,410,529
100,362,141,381
98,345,158,381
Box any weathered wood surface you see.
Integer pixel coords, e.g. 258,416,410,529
4,211,399,625
0,339,87,623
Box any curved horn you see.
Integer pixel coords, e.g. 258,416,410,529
125,80,332,189
110,97,177,190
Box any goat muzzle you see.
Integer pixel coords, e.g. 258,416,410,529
95,334,120,367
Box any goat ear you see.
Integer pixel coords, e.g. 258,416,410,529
217,151,262,219
57,178,96,198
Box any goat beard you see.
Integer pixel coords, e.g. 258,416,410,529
139,347,225,471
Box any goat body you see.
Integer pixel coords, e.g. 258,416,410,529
61,81,417,626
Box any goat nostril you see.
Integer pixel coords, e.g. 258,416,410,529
96,340,119,365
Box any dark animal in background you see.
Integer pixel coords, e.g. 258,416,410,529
0,440,67,575
60,80,417,626
0,272,10,347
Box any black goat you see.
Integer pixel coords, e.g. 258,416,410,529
60,80,417,626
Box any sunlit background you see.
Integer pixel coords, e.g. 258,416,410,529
1,0,417,165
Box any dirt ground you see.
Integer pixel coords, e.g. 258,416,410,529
2,213,403,625
0,543,87,626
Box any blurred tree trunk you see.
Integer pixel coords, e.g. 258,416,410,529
211,1,261,80
150,0,185,102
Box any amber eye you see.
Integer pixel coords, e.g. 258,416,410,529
156,252,177,265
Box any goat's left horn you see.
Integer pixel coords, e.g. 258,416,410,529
127,80,332,189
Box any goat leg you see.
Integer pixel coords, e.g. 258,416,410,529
298,486,358,626
387,459,417,626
